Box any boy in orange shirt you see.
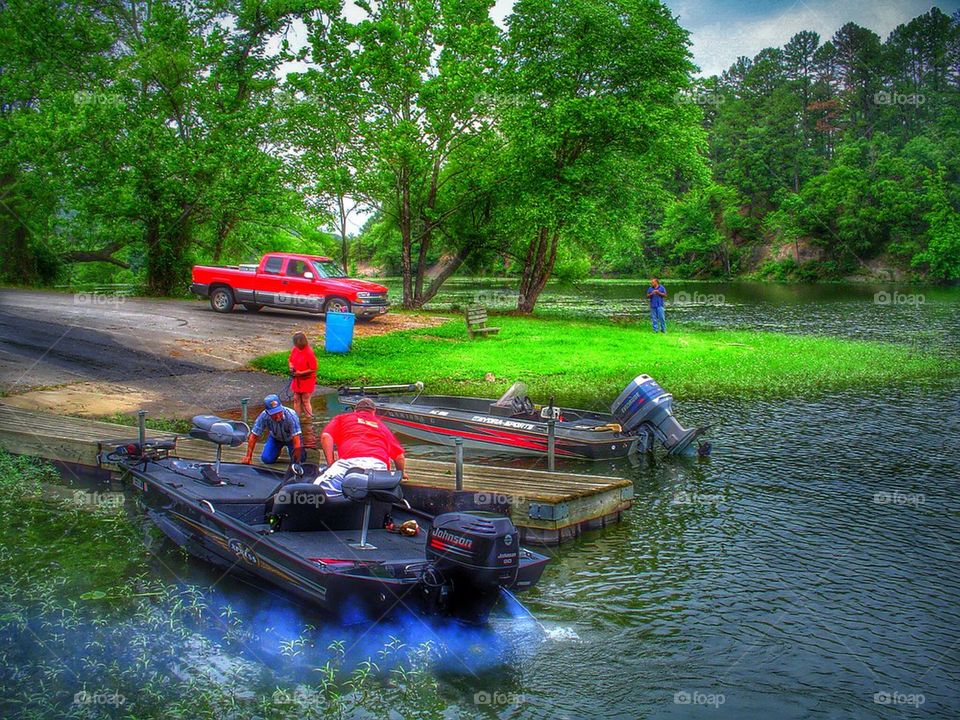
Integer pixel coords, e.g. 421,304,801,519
288,332,318,449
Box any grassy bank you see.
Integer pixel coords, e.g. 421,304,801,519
253,316,957,407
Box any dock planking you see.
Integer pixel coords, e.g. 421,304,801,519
0,402,633,544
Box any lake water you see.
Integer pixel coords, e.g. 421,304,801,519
364,278,960,718
8,279,960,718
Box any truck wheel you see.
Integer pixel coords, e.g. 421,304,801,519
324,297,351,314
243,303,263,313
210,287,235,313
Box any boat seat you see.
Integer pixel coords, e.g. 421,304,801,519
271,483,370,531
189,415,249,447
341,469,404,505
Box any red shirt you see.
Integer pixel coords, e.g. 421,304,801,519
288,345,317,394
322,410,404,466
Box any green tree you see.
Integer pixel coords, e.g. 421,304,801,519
0,0,302,294
499,0,707,312
300,0,502,308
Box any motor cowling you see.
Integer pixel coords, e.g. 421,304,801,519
611,374,709,455
426,512,520,589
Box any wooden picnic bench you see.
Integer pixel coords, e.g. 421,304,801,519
465,304,500,338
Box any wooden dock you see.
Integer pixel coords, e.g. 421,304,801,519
0,403,633,545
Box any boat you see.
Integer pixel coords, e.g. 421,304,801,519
108,415,550,624
338,374,710,460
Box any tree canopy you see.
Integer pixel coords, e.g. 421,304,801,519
1,2,958,309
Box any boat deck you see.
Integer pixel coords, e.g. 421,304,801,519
271,528,427,560
0,402,633,545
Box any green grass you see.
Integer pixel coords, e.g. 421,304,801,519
251,316,958,408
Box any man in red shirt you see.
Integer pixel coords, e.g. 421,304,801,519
314,398,407,496
288,332,318,449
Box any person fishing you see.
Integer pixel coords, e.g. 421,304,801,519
241,394,304,465
288,331,318,450
314,398,407,496
646,277,667,333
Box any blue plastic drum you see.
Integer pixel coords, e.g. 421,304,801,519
325,311,355,353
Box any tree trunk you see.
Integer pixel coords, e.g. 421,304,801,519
413,225,431,307
412,157,442,307
517,227,559,314
419,246,472,306
399,164,414,307
337,195,349,273
145,215,191,296
212,216,235,263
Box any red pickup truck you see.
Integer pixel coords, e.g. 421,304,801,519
190,253,390,319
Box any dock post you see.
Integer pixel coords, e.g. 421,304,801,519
137,410,147,449
455,437,464,490
240,397,250,424
547,418,556,472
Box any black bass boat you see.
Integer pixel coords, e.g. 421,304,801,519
339,374,710,460
109,415,549,624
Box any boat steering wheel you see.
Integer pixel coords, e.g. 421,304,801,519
512,396,535,415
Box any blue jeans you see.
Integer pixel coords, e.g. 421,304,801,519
650,305,666,332
261,435,300,464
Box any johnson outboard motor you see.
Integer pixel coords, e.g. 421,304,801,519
611,375,710,456
424,512,520,618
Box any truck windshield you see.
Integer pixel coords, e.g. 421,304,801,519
314,261,346,279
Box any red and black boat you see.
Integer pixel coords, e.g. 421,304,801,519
338,375,710,460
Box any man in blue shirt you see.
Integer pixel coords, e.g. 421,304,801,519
646,278,667,333
241,394,304,464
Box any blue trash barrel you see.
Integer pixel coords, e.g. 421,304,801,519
325,311,356,353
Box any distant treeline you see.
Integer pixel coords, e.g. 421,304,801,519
683,7,960,283
1,2,957,313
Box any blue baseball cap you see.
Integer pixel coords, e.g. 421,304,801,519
263,394,283,415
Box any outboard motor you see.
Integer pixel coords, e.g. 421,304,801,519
425,512,520,618
611,375,709,456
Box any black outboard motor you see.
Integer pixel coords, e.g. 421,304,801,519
611,375,709,455
425,512,520,618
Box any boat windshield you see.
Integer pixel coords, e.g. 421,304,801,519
494,381,528,407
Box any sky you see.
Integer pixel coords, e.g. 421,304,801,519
489,0,960,76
